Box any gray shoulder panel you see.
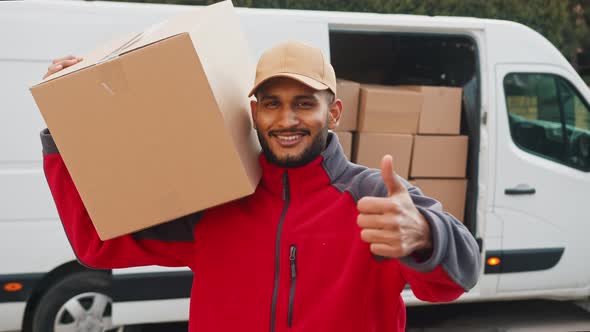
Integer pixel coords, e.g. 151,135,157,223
330,163,388,200
132,211,203,242
327,156,412,203
321,132,389,200
40,128,59,155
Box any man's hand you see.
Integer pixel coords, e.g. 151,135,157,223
43,55,83,79
357,155,433,259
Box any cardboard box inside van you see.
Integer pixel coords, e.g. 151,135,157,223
411,135,468,178
358,84,422,134
354,133,414,178
336,79,360,131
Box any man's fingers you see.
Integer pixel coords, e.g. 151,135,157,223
357,213,385,229
53,58,80,68
52,55,79,64
357,196,400,214
43,64,63,79
48,63,63,72
43,58,83,79
360,228,399,245
370,243,404,258
46,60,76,73
52,55,74,63
357,213,399,230
380,154,406,196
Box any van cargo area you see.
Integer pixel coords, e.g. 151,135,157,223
330,31,480,235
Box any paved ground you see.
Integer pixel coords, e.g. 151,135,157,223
405,299,590,331
136,299,590,331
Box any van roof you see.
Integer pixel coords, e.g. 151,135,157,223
7,0,529,30
6,0,574,71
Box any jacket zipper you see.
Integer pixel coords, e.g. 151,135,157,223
288,245,297,327
270,171,290,332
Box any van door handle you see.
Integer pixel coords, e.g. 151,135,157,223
505,184,536,195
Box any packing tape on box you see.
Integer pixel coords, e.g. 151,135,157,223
97,19,170,65
97,32,143,65
96,59,129,97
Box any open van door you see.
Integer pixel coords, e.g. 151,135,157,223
493,63,590,294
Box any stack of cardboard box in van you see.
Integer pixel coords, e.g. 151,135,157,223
335,80,468,223
333,79,359,160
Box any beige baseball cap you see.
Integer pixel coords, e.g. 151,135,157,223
248,41,337,97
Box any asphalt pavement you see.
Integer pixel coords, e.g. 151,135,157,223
135,299,590,332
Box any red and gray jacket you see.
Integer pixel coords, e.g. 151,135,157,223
41,129,481,332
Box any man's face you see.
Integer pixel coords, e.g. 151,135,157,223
251,77,342,168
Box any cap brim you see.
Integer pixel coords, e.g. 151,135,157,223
248,72,329,97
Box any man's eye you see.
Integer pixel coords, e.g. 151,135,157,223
264,101,279,108
296,102,314,108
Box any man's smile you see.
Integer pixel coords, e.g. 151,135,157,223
270,130,310,148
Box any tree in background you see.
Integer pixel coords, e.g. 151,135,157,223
574,1,590,82
101,0,590,83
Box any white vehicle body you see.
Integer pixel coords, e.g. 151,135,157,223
1,1,588,330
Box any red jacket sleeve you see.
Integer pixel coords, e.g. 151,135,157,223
396,194,482,302
42,130,197,270
399,264,465,302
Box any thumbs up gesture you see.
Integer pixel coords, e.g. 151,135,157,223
357,155,433,259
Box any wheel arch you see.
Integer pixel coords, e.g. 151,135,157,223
21,260,111,332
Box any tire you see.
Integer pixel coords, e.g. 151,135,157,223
29,270,138,332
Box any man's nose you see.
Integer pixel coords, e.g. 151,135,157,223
275,107,299,128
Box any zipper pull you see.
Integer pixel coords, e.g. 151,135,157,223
288,245,298,328
289,245,297,279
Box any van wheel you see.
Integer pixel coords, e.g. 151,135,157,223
30,270,138,332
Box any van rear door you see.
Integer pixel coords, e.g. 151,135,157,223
493,63,590,294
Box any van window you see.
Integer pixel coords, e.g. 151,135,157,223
504,73,590,171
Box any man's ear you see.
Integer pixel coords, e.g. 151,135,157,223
250,100,258,130
328,98,343,130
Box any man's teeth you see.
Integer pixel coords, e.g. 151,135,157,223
277,135,300,141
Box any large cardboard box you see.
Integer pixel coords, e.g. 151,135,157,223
411,135,468,178
336,79,360,131
355,133,413,178
358,85,422,134
30,1,261,240
334,131,353,160
412,179,468,223
399,86,463,135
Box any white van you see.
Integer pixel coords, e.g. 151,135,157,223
1,1,589,331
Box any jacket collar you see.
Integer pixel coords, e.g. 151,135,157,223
259,132,348,200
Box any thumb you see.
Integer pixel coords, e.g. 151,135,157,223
380,155,405,196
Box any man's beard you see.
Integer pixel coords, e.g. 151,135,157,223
257,126,329,168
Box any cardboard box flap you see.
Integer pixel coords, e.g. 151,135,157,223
33,2,234,87
32,31,143,85
115,10,200,58
118,1,233,59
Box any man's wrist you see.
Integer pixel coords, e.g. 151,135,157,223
411,212,433,261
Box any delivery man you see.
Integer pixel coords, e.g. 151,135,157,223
41,41,481,332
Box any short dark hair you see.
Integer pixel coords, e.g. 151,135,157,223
323,90,336,104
